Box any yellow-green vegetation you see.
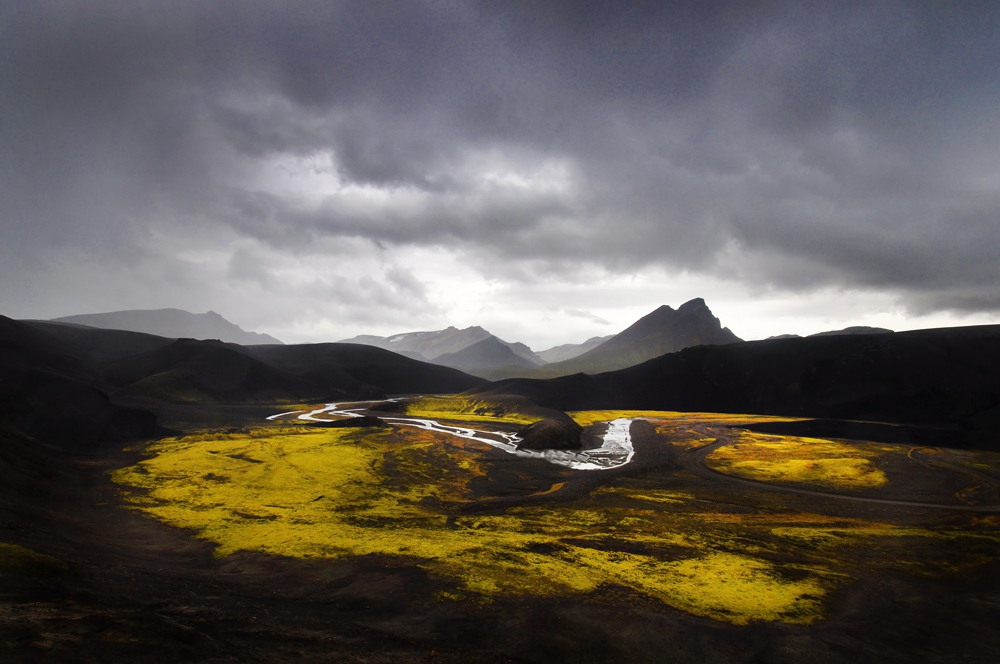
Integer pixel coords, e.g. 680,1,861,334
113,412,1000,627
568,410,804,427
114,425,828,625
404,396,542,425
708,432,890,489
0,542,68,576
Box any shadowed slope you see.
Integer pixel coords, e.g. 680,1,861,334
245,342,485,396
23,320,175,361
104,339,318,404
0,316,161,449
474,326,1000,448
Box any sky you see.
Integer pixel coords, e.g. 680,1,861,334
2,1,1000,350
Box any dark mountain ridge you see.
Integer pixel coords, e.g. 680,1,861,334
23,320,176,361
0,316,163,449
0,316,485,448
473,325,1000,447
245,342,485,397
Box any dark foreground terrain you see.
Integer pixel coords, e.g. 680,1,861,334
3,400,1000,663
3,318,1000,662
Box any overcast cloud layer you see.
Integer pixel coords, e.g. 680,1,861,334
2,1,999,347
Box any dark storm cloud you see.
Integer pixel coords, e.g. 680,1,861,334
2,0,1000,317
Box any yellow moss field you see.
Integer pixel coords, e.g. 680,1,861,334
707,431,891,489
113,421,1000,626
114,425,833,625
568,410,804,427
404,396,543,425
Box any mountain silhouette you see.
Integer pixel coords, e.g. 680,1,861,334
478,298,741,379
52,308,283,345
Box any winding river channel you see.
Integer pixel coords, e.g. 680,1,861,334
267,401,635,471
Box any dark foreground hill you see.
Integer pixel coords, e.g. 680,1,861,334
0,317,162,449
474,325,1000,448
244,342,485,398
52,308,283,345
23,320,176,360
1,315,485,446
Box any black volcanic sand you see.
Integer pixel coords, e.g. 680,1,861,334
3,406,1000,663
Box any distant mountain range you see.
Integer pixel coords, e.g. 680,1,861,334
536,336,613,363
474,298,743,380
36,304,899,381
6,307,1000,451
339,326,545,370
49,309,283,345
341,298,741,378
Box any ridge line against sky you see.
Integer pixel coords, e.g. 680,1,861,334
2,1,999,348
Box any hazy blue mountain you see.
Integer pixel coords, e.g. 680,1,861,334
537,336,613,363
52,309,283,345
434,336,541,372
340,325,545,368
503,341,546,366
339,326,493,360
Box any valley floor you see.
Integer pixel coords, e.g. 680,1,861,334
2,401,1000,663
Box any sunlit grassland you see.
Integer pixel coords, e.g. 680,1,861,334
113,413,1000,626
707,431,894,489
404,396,543,424
568,410,804,428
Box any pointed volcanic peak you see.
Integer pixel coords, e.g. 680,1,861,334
51,309,283,345
531,298,742,377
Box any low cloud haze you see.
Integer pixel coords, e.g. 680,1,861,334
3,1,999,348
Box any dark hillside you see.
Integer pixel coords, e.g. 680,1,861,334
0,316,95,382
247,342,485,396
476,326,1000,445
23,320,175,361
104,339,322,404
0,316,161,449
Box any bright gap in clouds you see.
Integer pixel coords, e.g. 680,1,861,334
265,243,1000,350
